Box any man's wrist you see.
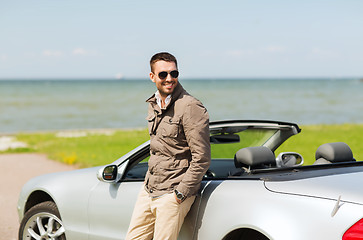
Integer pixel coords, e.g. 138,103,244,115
174,189,186,202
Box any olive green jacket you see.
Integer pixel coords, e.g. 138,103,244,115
145,83,211,198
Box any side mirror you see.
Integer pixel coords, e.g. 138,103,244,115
276,152,304,168
97,165,121,183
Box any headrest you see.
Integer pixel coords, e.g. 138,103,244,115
315,142,354,163
234,146,276,169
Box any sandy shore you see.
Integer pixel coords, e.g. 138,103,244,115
0,153,78,240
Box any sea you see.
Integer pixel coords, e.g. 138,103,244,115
0,78,362,134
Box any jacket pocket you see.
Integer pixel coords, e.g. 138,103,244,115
146,114,156,135
161,117,180,138
172,159,190,168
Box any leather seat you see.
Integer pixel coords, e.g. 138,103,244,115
314,142,355,165
234,146,276,170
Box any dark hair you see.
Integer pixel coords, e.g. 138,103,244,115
150,52,178,73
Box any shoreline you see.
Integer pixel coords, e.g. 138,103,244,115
0,128,147,152
0,127,147,136
1,122,362,136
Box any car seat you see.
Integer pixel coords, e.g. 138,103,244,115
234,146,276,171
314,142,355,165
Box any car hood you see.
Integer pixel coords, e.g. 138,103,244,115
22,166,101,189
264,171,363,205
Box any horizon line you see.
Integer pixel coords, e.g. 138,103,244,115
0,76,362,81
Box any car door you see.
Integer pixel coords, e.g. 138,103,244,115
87,158,209,240
87,160,144,240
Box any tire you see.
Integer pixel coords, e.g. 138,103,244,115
223,228,269,240
19,201,66,240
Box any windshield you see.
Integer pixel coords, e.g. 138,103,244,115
211,128,277,159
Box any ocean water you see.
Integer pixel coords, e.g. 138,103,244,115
0,78,362,133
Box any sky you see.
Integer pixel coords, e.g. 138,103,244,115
1,0,363,79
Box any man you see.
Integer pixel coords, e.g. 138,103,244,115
125,52,211,240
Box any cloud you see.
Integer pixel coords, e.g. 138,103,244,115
72,48,88,56
225,49,256,57
41,48,97,58
265,45,286,53
42,50,64,57
72,48,97,56
310,47,338,59
225,45,286,58
1,54,7,61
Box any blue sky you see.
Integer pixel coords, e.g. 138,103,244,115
1,0,362,79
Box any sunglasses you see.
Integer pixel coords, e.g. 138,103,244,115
157,70,179,79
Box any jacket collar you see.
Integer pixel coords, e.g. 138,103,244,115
146,82,185,114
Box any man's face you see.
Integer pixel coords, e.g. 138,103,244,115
150,60,178,98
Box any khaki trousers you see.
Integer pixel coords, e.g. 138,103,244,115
125,187,196,240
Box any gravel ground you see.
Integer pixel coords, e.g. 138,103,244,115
0,153,78,240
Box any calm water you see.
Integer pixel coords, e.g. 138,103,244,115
0,78,362,133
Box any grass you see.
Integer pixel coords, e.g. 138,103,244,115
277,124,363,165
7,129,150,168
1,124,362,167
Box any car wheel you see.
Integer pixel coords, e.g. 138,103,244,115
19,201,66,240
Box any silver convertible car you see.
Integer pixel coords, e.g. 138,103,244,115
18,120,363,240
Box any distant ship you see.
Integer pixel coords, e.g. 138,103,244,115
115,73,124,80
